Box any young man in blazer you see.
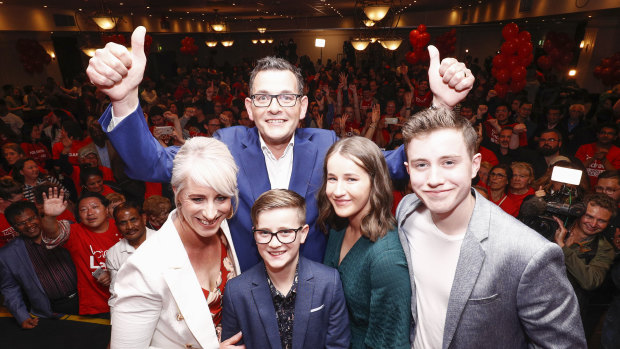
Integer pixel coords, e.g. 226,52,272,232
396,107,586,348
221,189,350,349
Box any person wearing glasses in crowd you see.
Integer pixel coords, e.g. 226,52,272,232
86,26,474,272
221,189,350,348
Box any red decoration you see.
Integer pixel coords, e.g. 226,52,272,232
539,31,576,72
491,23,532,95
15,39,52,74
406,24,434,65
417,24,427,33
144,34,153,55
180,36,198,56
434,29,457,58
593,52,620,86
102,34,127,46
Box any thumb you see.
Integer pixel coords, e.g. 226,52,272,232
427,45,440,77
131,26,147,63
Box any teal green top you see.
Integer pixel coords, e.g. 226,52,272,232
324,226,411,349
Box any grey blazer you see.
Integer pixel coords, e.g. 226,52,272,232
396,190,586,349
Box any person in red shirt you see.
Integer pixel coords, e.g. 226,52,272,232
80,167,116,197
484,103,527,146
51,120,92,166
41,190,121,316
414,79,432,109
575,124,620,187
508,162,536,215
487,164,520,217
0,177,23,247
20,124,51,168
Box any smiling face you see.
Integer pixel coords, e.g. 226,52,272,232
78,197,108,231
245,70,308,149
325,153,372,224
405,128,481,219
12,208,42,240
255,207,308,275
498,128,512,149
3,148,21,165
20,160,39,181
577,203,612,237
495,106,509,123
175,180,231,239
85,174,104,193
115,207,147,245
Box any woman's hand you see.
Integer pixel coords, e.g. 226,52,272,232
220,331,245,349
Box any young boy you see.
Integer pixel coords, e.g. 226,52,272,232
221,189,350,349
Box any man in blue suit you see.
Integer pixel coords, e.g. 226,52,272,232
86,27,474,271
0,201,78,328
221,189,349,348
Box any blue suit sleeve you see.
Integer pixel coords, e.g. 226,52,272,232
0,255,31,325
99,104,178,183
326,269,351,349
221,281,243,344
383,145,409,181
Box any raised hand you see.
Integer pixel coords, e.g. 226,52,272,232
86,26,147,117
43,187,68,217
371,104,381,124
427,45,474,109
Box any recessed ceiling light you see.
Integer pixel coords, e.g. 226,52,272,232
43,5,47,7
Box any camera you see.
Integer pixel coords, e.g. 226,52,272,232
519,166,585,241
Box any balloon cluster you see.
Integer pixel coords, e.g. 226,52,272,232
491,23,533,98
406,24,430,65
435,29,456,57
15,39,52,74
537,32,575,72
593,52,620,86
180,37,198,55
102,34,127,46
144,34,153,55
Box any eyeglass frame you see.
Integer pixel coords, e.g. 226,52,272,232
250,94,303,108
252,226,304,244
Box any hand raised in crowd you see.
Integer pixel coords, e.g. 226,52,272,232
95,270,111,287
513,123,527,135
60,129,73,153
552,216,568,248
43,187,68,217
316,114,324,129
220,331,245,349
21,317,39,329
371,103,381,124
487,118,500,131
487,89,498,101
341,113,349,133
404,91,413,108
86,26,147,117
338,72,347,89
477,104,488,118
163,111,179,122
535,185,546,198
427,45,474,109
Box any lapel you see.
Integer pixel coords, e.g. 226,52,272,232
397,195,421,327
16,238,46,295
250,263,282,349
159,212,219,348
442,190,488,349
292,257,315,349
239,128,271,200
288,132,318,197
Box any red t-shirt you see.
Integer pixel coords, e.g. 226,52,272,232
0,214,18,248
478,146,499,167
575,143,620,187
52,137,93,166
414,90,432,108
484,120,527,146
21,142,51,167
507,187,536,215
72,165,115,196
63,221,121,314
488,192,520,217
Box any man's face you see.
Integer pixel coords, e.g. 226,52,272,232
511,99,521,112
546,109,562,125
405,128,481,217
595,177,620,203
207,119,222,134
78,197,108,231
385,101,396,116
80,153,99,168
115,207,147,245
418,80,429,92
245,70,307,148
460,107,473,119
498,129,512,149
369,80,378,92
150,114,165,127
518,104,532,119
344,106,354,117
495,106,509,123
597,127,617,146
12,208,42,240
538,132,561,156
214,103,223,115
578,203,612,237
254,207,308,275
185,107,196,118
568,107,582,121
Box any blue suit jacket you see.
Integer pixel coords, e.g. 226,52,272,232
220,257,350,349
0,237,69,325
100,105,407,271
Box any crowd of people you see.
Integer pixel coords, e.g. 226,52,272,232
0,25,618,348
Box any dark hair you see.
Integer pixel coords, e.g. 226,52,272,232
79,167,103,188
149,105,164,117
249,56,304,95
77,191,109,209
33,182,59,204
596,123,618,134
317,137,395,241
583,193,617,219
489,163,513,188
251,189,306,227
540,128,563,142
113,201,143,221
0,177,22,200
598,170,620,183
62,120,84,140
12,158,40,184
5,201,38,227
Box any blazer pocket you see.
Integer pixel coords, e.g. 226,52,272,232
310,304,325,313
467,293,500,305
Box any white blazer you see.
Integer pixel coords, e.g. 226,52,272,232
109,210,241,349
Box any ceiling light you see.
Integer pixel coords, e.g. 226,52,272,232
259,39,266,44
568,69,577,77
252,39,258,44
267,38,274,44
92,16,119,30
221,40,234,47
257,27,267,34
363,5,390,21
351,38,370,51
380,38,402,50
363,19,375,27
205,40,218,47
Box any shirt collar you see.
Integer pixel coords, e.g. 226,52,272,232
258,133,295,161
265,260,300,299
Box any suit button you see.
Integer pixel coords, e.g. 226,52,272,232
176,313,184,321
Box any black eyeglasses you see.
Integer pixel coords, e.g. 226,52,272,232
250,94,302,107
252,226,303,244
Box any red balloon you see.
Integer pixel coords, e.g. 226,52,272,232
507,56,521,71
406,51,418,65
492,54,508,69
501,40,518,55
419,32,431,47
550,48,562,61
418,24,427,33
601,58,612,68
409,29,420,46
537,55,552,71
518,31,531,43
496,69,510,84
494,83,509,98
601,67,613,79
593,65,603,78
518,42,533,58
510,78,527,92
502,23,519,41
449,28,456,35
419,48,430,63
511,66,527,81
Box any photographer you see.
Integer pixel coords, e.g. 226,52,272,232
552,193,616,311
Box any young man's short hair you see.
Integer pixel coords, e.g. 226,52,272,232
402,108,478,157
5,201,38,227
584,193,617,219
251,189,306,227
598,170,620,183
